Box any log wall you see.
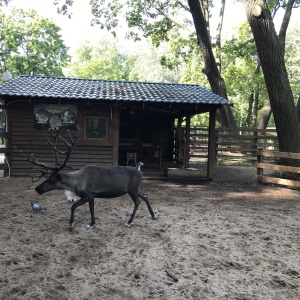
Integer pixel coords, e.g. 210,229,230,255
6,101,117,176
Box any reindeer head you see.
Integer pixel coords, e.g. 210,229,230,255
28,125,79,193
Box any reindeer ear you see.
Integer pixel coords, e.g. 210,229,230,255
57,174,62,181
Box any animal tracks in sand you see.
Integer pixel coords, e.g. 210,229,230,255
0,166,300,299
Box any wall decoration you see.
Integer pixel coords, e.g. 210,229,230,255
34,103,77,130
85,117,108,139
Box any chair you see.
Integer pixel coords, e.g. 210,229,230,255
126,152,137,166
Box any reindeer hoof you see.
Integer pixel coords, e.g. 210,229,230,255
86,224,95,229
125,222,133,227
68,221,76,231
67,198,76,203
152,212,157,220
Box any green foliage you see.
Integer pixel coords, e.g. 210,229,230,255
64,39,180,83
191,113,209,126
53,0,74,18
126,45,180,83
221,22,268,126
90,0,194,44
0,0,10,6
64,39,128,80
0,8,70,78
285,26,300,101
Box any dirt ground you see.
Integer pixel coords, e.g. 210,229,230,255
0,165,299,300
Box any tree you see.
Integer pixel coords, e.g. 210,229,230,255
186,0,236,128
0,0,9,7
53,0,237,128
65,39,128,80
247,0,300,129
127,42,181,83
0,8,70,78
221,22,267,127
257,24,300,129
244,0,300,157
285,26,300,107
65,38,180,83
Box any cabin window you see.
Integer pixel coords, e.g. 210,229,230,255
84,117,108,140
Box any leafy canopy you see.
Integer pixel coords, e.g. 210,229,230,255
0,8,70,78
64,39,128,80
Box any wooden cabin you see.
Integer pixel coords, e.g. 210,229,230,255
0,75,232,179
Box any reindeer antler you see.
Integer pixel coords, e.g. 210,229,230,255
46,125,79,171
28,125,79,181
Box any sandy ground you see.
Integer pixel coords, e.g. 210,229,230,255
0,165,300,300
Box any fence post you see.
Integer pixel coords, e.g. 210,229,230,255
252,130,258,156
256,151,264,183
215,128,218,162
207,109,216,178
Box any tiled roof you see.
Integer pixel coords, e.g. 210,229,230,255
0,75,232,106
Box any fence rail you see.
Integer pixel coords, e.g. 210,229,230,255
256,150,300,188
189,127,278,163
0,127,281,176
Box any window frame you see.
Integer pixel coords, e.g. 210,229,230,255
84,116,108,141
76,105,117,147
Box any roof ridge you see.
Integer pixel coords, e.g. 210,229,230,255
17,75,203,87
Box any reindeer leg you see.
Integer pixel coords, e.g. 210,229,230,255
138,190,157,220
125,195,141,226
69,196,90,229
87,198,95,229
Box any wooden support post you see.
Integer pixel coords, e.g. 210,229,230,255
112,107,120,166
252,131,258,156
183,115,191,168
256,151,263,183
158,138,162,169
207,109,216,179
177,117,183,162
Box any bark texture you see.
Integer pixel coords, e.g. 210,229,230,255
188,0,236,128
244,0,300,156
257,98,272,129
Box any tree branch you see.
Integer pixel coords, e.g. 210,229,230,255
177,1,190,12
149,0,192,32
215,0,226,72
278,0,295,54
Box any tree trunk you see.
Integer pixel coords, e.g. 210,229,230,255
188,0,236,128
297,95,300,122
278,0,295,54
257,98,272,129
244,0,300,159
215,0,226,73
253,92,259,126
256,0,295,129
245,93,254,126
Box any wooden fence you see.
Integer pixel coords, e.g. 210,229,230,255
0,127,280,176
190,127,278,163
256,151,300,188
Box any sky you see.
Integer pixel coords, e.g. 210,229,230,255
2,0,300,57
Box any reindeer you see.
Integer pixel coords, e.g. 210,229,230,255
28,125,157,230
